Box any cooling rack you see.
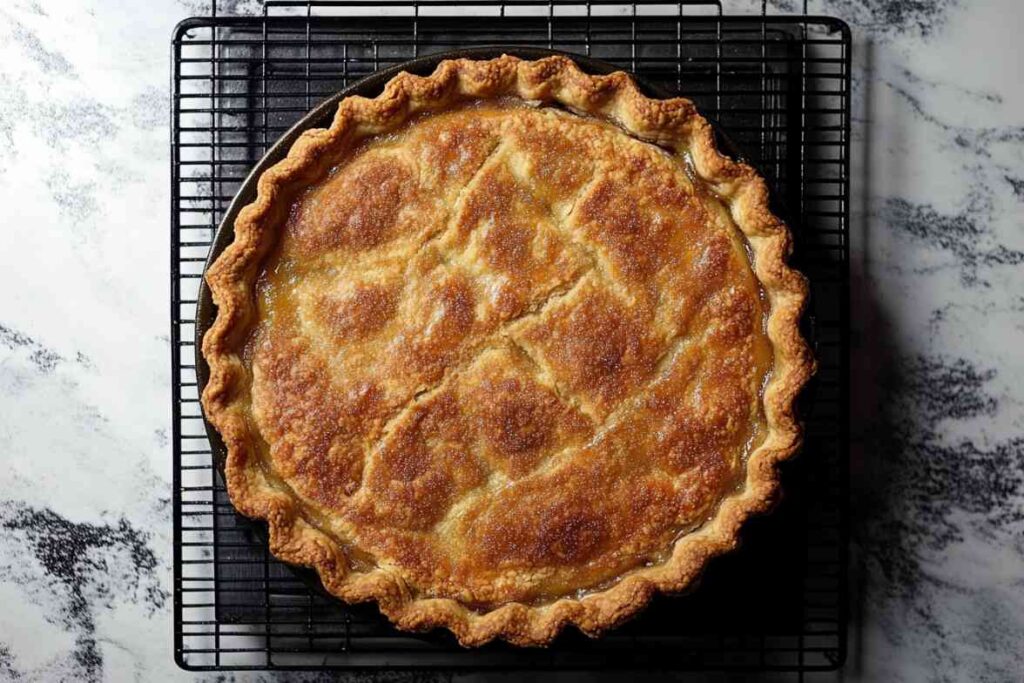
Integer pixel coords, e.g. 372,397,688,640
171,0,850,674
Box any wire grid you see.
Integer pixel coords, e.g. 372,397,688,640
172,0,849,673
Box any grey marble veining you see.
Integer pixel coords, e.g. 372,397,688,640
0,0,1022,681
837,1,1024,680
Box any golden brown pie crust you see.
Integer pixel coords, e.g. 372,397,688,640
201,55,815,646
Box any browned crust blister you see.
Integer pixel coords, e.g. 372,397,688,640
201,55,815,647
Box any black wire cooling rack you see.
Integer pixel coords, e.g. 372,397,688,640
171,0,850,674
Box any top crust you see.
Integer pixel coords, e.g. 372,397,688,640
200,55,815,647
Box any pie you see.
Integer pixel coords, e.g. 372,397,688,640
201,55,814,646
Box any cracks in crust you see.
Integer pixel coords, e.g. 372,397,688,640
359,271,595,543
651,324,702,379
370,147,599,455
374,266,594,541
359,140,507,447
371,262,594,453
597,331,703,440
373,376,447,448
505,332,595,424
553,182,606,264
423,138,505,254
434,157,686,460
538,171,633,308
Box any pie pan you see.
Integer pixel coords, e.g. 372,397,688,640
194,45,808,642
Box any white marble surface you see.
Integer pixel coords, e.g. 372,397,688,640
0,0,1022,681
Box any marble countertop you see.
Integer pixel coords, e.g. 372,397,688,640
1,0,1022,681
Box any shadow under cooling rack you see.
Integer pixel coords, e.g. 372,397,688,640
172,8,849,674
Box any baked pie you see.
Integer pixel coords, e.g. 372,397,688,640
201,55,814,646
